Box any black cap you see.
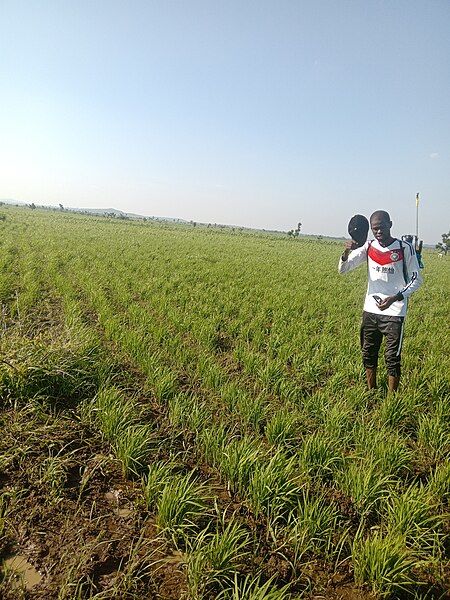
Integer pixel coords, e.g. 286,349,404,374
348,214,369,247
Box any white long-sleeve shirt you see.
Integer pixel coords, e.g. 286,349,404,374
338,238,423,317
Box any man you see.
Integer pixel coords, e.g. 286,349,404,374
338,210,423,392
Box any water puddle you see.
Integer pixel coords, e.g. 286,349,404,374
3,554,42,589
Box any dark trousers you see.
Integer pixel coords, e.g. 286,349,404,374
360,311,405,377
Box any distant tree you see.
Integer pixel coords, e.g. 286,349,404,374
288,222,302,238
59,203,64,211
436,230,449,255
29,203,36,210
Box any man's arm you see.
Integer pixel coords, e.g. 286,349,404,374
338,241,368,273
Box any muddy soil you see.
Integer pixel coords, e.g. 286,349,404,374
0,405,186,599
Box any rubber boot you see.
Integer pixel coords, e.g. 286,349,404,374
388,375,400,393
366,368,377,390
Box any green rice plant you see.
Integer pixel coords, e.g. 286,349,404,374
197,423,230,466
220,383,241,412
298,390,329,424
39,455,67,502
0,438,32,472
0,334,102,403
417,413,450,462
433,397,450,423
168,392,210,435
298,431,344,481
203,360,227,390
343,386,377,414
285,490,341,563
376,392,421,431
186,398,211,433
112,423,153,476
426,461,450,503
247,451,304,523
233,345,263,376
275,379,299,403
219,436,264,495
0,492,12,538
77,455,111,503
85,386,137,442
142,460,176,510
337,458,395,519
264,408,299,447
320,400,354,442
352,531,417,597
156,471,211,543
218,573,291,600
153,367,179,402
384,484,446,556
258,361,285,395
238,393,267,431
144,361,178,402
167,392,190,430
186,518,251,599
360,428,412,478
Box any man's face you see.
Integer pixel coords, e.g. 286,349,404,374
370,215,392,245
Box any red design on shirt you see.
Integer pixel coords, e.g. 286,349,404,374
368,245,404,266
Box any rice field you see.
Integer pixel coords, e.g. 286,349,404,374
0,205,449,599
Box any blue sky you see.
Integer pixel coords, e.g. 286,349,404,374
1,0,449,243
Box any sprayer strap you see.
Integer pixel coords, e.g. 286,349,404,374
398,240,408,285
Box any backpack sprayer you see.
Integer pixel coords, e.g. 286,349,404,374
401,193,424,268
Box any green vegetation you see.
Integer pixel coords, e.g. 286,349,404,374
0,205,449,599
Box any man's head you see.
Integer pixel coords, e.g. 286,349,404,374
370,210,393,246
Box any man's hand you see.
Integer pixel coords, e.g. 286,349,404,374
341,240,358,261
377,295,397,311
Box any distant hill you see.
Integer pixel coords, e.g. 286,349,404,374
0,199,187,223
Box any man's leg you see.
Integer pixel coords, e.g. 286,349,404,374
360,312,382,389
382,317,404,393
